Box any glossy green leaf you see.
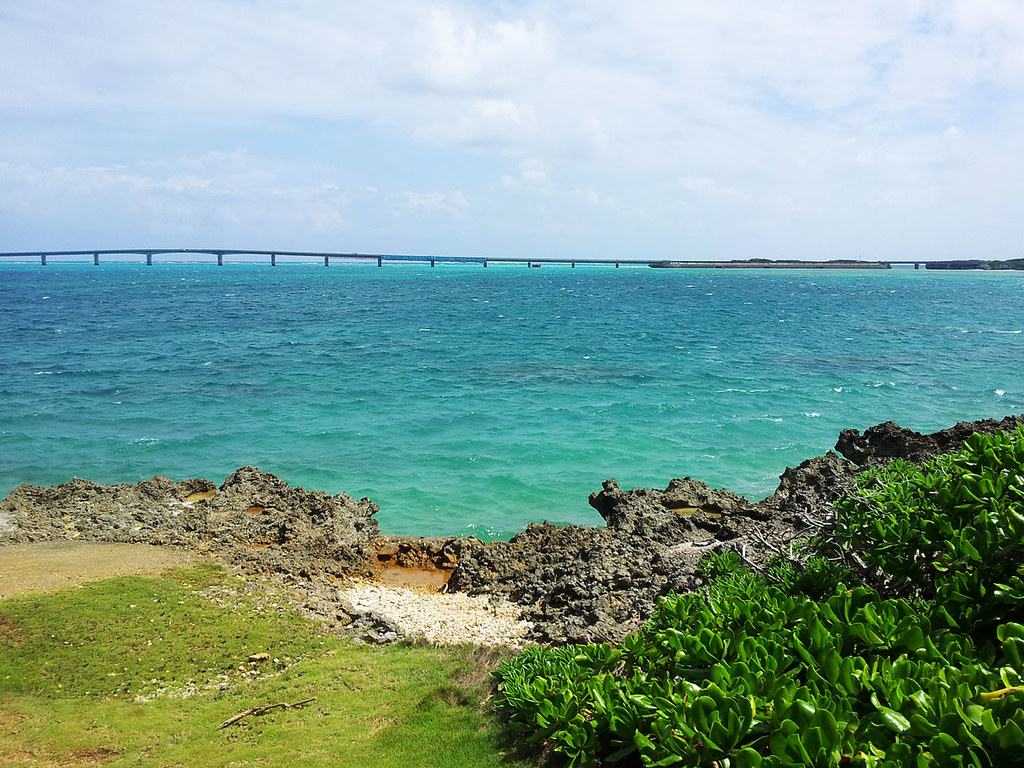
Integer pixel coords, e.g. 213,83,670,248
732,747,763,768
878,707,911,733
997,719,1024,749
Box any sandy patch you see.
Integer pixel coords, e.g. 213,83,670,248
0,541,533,648
339,580,534,648
0,542,205,597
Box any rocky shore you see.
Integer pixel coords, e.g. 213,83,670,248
0,465,381,579
2,415,1021,646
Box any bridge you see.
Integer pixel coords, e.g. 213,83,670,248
0,248,658,268
0,249,953,270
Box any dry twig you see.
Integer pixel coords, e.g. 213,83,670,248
217,697,317,729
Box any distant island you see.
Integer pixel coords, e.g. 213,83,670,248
649,258,1024,270
923,259,1024,270
649,259,890,269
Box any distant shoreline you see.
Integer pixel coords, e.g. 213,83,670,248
649,258,1024,270
650,260,890,269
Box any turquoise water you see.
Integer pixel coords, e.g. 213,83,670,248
1,262,1021,539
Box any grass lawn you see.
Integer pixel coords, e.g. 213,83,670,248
0,563,537,767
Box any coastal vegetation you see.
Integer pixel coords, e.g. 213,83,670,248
3,421,1024,766
494,427,1024,766
0,563,530,767
924,259,1024,270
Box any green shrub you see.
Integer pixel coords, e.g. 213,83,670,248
494,427,1024,766
835,426,1024,635
496,584,1024,766
763,554,854,601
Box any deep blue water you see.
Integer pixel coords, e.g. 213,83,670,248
1,262,1021,539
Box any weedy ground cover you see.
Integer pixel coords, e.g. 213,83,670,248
0,563,535,768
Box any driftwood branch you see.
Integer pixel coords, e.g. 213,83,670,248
750,528,806,571
736,543,770,578
217,697,317,729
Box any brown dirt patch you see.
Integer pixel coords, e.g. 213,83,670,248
0,710,27,727
0,748,37,764
0,745,123,767
0,615,20,644
0,542,206,597
377,564,450,590
60,746,124,765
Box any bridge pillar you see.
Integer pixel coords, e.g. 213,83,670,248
915,262,920,270
571,261,575,268
527,261,532,268
615,262,620,268
41,254,47,265
431,259,435,267
146,253,152,266
271,253,277,267
93,252,99,266
378,256,382,267
324,256,329,267
217,253,223,266
483,260,487,268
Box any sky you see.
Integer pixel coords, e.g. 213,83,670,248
1,1,1022,261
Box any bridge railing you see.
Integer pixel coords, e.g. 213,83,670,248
0,249,493,267
0,249,954,270
0,249,660,268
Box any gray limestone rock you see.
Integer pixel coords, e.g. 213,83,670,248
0,466,380,577
835,415,1024,467
3,414,1021,647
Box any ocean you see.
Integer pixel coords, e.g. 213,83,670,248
1,261,1021,539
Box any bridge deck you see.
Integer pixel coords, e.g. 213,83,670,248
0,249,942,269
0,248,657,267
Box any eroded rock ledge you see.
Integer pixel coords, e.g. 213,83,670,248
0,466,381,579
835,414,1024,466
2,415,1021,645
447,472,829,644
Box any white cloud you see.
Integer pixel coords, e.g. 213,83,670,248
397,190,469,216
570,186,618,210
412,9,552,93
1,1,1022,259
0,151,351,244
501,159,551,193
678,177,745,201
414,98,539,146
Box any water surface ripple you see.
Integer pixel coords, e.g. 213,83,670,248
1,263,1021,539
